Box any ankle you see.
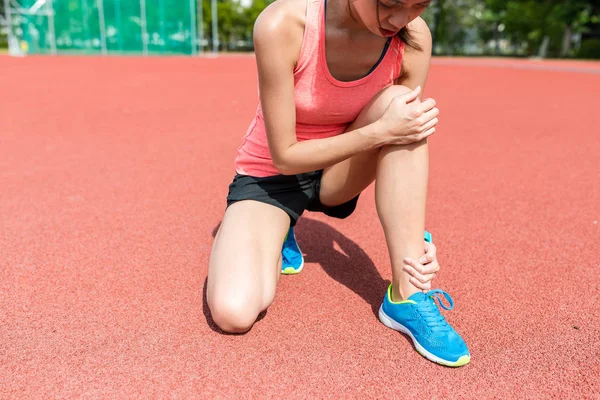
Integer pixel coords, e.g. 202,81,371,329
391,284,420,302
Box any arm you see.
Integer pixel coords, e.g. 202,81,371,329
395,17,433,97
254,2,386,175
254,7,433,175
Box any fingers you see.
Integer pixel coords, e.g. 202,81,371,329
386,94,439,145
417,97,436,113
420,127,435,140
389,127,435,145
420,118,438,133
421,106,440,121
397,85,422,103
417,107,439,128
420,241,437,264
403,257,440,291
404,257,440,277
410,277,431,291
408,102,438,140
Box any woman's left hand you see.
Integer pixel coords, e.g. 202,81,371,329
402,241,440,292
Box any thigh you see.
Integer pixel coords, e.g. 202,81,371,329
207,200,290,331
319,85,413,207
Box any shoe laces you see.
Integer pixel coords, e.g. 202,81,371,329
415,289,454,333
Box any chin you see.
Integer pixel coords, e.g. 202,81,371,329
364,24,384,37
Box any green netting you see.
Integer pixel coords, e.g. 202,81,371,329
12,0,196,55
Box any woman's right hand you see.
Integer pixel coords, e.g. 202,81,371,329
376,86,439,145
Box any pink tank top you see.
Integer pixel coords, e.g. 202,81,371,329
234,0,405,177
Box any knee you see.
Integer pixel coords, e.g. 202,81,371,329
378,84,413,102
361,85,416,125
207,291,263,333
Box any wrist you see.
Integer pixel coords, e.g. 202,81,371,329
358,119,388,149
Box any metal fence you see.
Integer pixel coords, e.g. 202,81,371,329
4,0,198,55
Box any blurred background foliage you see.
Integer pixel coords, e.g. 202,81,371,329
2,0,599,58
199,0,600,58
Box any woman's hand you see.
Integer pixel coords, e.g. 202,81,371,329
377,86,439,146
402,240,440,292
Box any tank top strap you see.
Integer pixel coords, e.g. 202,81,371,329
294,0,321,74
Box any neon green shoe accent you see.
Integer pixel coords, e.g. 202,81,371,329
440,355,471,367
386,284,417,305
282,266,301,275
414,350,470,367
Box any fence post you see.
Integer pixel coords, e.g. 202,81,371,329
198,0,204,53
46,0,57,54
3,0,15,54
189,0,197,55
97,0,107,55
211,0,217,53
140,0,148,55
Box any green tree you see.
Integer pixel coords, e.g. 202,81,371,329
0,0,8,48
201,0,274,51
486,0,597,57
426,0,486,55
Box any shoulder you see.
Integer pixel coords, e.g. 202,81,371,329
253,0,307,63
396,17,432,84
401,17,432,70
406,17,432,54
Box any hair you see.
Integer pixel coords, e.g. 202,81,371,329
397,27,422,51
346,0,423,52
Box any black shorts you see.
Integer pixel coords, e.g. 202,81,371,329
226,170,359,226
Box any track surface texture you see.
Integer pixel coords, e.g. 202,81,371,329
1,55,599,399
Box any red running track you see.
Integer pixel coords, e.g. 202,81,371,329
1,55,599,398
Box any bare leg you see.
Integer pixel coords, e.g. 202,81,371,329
319,85,429,301
207,200,290,333
375,139,428,300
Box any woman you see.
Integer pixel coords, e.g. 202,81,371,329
207,0,470,367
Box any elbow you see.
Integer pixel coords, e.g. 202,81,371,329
273,159,296,175
272,143,308,175
272,154,299,175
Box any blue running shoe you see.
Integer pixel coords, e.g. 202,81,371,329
379,285,470,367
281,226,304,275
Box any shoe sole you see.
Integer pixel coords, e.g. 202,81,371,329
378,305,470,367
281,259,304,275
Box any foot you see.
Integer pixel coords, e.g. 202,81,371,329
281,226,304,275
378,285,471,367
